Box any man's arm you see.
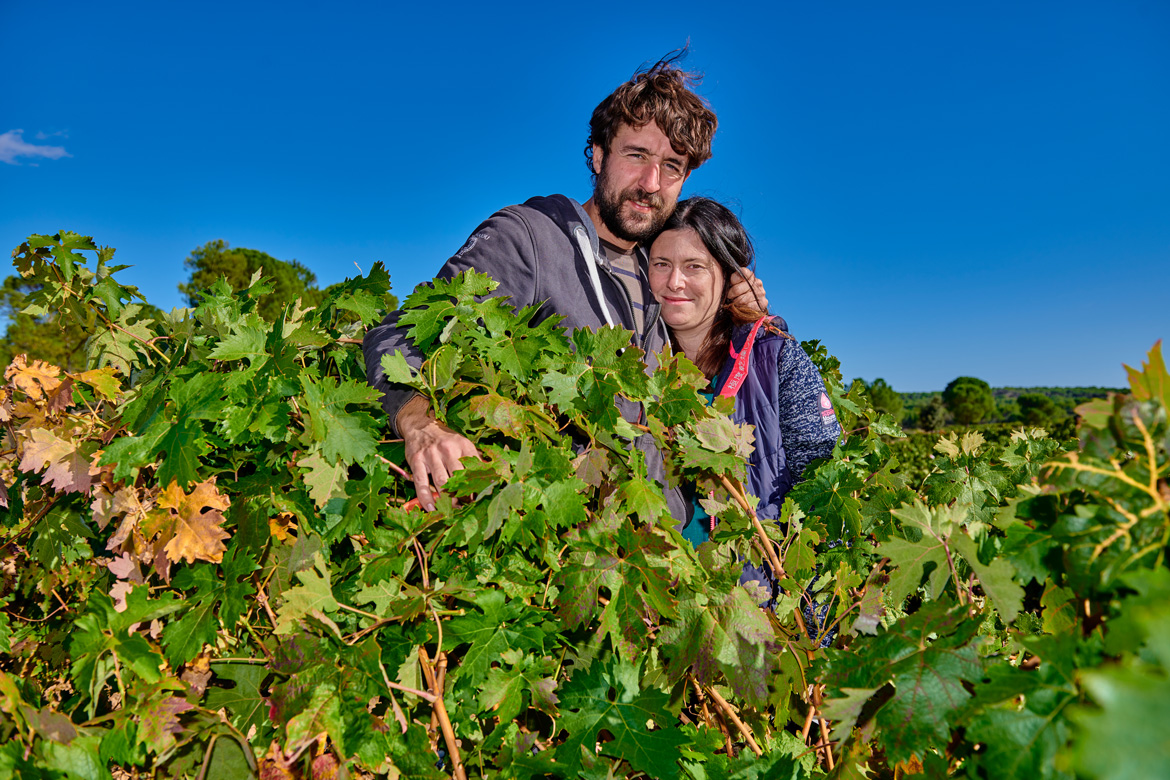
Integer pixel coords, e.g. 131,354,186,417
362,207,541,510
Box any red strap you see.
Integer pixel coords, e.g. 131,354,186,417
718,316,773,398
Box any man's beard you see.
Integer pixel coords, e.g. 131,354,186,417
594,168,672,244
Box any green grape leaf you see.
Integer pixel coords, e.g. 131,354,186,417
284,681,344,754
441,590,547,687
949,532,1024,623
206,662,269,734
1073,666,1170,780
659,585,777,706
298,451,349,509
274,553,339,635
555,656,690,780
789,460,865,538
298,376,381,466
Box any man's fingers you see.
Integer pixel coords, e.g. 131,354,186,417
404,427,481,512
729,269,768,311
408,453,439,512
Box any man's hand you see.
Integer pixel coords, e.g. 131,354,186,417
728,268,768,312
396,395,480,512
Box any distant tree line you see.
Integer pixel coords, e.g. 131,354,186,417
0,240,396,369
857,376,1124,431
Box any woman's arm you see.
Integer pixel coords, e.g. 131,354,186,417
777,341,842,482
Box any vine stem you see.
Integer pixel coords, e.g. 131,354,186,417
818,717,836,770
420,616,467,780
799,703,816,742
811,685,835,769
719,473,811,641
704,685,762,756
377,656,410,734
378,453,411,481
336,601,380,620
940,537,967,607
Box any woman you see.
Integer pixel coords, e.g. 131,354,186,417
648,197,841,602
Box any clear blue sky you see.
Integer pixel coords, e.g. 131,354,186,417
3,0,1167,391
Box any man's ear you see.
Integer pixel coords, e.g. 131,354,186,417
592,144,604,175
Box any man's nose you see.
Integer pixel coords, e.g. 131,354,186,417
638,162,661,193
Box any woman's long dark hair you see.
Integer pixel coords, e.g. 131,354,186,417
658,197,768,378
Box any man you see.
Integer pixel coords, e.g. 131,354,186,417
363,56,765,518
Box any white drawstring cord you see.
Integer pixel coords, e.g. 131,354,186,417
574,226,617,329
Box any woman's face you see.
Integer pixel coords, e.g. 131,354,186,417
648,227,726,345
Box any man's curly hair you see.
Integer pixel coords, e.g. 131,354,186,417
585,50,717,180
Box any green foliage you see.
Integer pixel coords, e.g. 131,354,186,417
1018,392,1061,426
1,232,1167,779
944,375,997,425
902,386,1122,429
862,377,904,421
919,394,948,430
178,238,399,322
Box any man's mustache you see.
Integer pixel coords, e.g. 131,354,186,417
625,189,664,208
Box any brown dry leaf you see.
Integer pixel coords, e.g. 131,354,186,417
110,580,134,613
260,741,298,780
181,655,212,695
896,756,925,775
91,486,117,530
97,486,154,545
18,428,99,494
106,552,143,583
46,377,75,414
12,399,49,432
156,479,231,564
0,388,11,422
5,355,62,400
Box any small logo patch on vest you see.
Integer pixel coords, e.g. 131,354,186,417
819,392,836,423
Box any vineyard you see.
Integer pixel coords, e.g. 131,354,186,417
1,232,1167,779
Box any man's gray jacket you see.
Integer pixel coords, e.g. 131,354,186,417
362,194,689,524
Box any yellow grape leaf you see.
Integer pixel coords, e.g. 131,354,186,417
74,367,122,401
156,479,231,564
269,512,297,541
5,355,62,400
1124,339,1169,410
18,428,98,494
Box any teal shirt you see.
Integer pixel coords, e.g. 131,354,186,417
681,384,716,547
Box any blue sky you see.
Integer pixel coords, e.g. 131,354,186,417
3,0,1167,391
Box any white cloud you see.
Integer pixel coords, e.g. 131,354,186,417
0,129,71,165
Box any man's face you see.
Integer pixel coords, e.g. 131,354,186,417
592,121,690,244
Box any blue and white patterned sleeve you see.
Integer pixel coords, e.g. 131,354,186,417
777,341,841,482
